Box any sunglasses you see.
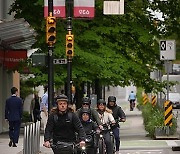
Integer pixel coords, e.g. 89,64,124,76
83,103,89,105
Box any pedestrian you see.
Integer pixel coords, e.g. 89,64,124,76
97,99,116,154
76,97,102,127
128,91,136,111
40,85,48,131
107,96,126,153
43,94,86,154
30,92,41,122
5,87,23,147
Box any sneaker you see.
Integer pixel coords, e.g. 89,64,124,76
8,140,12,147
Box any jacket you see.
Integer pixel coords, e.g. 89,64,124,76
5,95,23,121
44,111,86,143
76,107,102,125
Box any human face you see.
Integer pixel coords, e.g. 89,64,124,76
57,101,68,112
82,113,89,121
82,103,89,109
98,103,105,111
109,101,115,107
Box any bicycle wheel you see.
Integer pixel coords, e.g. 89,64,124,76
98,138,106,154
110,133,115,153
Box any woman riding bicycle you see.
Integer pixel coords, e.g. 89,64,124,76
97,99,116,154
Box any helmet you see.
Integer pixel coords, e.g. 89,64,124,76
80,108,91,116
97,99,106,106
56,94,68,103
108,96,116,102
82,97,91,105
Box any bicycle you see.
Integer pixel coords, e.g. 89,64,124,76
50,140,87,154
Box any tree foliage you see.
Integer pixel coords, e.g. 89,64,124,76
9,0,180,92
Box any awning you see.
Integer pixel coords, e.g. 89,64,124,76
0,18,37,50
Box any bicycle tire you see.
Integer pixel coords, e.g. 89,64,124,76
98,138,106,154
110,134,116,153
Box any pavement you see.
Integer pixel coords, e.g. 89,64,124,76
0,86,180,154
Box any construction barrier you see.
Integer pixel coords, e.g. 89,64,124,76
164,100,173,126
151,95,157,106
23,121,40,154
143,94,148,105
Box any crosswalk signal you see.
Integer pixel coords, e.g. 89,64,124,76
46,16,56,45
66,34,74,57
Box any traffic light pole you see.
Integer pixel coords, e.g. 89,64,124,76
66,0,73,104
47,0,54,112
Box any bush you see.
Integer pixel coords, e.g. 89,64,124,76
22,111,31,123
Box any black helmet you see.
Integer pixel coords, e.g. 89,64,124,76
97,99,106,106
82,97,91,105
56,94,68,103
80,108,91,116
108,96,116,102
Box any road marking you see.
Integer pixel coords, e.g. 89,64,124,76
166,140,178,147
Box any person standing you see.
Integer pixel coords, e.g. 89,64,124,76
128,91,136,111
107,96,126,153
40,85,48,131
30,92,41,122
43,94,86,154
5,87,23,147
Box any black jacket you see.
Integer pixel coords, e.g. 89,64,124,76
107,104,126,122
44,111,86,143
81,120,98,134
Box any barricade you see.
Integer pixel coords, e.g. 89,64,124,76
143,93,148,105
23,121,41,154
151,95,157,107
164,100,173,127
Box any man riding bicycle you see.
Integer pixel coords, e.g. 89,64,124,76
128,91,136,111
43,94,86,154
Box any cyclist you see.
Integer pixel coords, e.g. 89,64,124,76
97,99,116,154
128,91,136,111
76,97,102,126
107,96,126,153
80,108,100,154
43,94,86,154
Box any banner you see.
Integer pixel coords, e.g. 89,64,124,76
3,50,27,69
44,0,66,18
74,0,95,18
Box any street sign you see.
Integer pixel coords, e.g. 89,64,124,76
53,58,67,64
103,0,124,15
74,0,95,18
160,40,176,60
44,0,66,18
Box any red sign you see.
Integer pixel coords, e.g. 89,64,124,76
3,50,27,69
44,0,66,18
74,0,95,18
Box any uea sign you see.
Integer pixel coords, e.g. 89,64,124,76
44,0,95,18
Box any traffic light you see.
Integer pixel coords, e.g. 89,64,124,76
46,16,56,45
66,34,74,57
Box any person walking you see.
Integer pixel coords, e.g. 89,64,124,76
107,96,126,153
43,94,86,154
128,91,136,111
5,87,23,147
40,85,48,131
30,92,41,122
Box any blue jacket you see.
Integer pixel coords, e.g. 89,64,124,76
5,95,23,121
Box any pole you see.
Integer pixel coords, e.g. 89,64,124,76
66,0,73,104
48,0,54,112
166,60,169,101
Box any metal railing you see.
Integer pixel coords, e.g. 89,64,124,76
23,121,41,154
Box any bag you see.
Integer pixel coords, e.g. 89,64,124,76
52,141,74,154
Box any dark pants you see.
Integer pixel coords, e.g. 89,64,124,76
9,120,21,143
103,131,113,154
112,127,120,151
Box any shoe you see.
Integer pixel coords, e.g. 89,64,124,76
8,140,12,147
12,143,17,147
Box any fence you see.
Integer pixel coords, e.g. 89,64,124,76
23,121,41,154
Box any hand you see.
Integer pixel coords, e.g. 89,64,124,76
79,141,85,148
5,119,8,122
43,141,51,148
99,125,103,130
96,129,101,134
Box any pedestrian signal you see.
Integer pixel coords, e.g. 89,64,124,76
66,34,74,57
46,16,56,45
